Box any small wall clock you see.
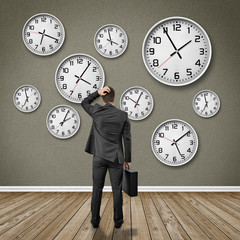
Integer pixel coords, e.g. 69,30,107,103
142,16,212,86
94,24,128,58
46,105,80,139
55,53,105,103
22,13,65,56
151,119,198,166
13,85,41,113
120,86,154,120
193,90,220,118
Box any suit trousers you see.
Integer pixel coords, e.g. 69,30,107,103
91,155,123,225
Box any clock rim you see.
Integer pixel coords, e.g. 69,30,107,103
55,53,105,103
142,16,212,86
22,12,65,56
192,89,221,118
13,85,41,113
119,86,154,121
94,23,128,59
46,104,81,139
151,118,199,166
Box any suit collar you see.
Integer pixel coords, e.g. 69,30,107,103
104,102,115,107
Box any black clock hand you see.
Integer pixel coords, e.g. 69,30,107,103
63,110,70,121
108,29,113,45
24,89,29,102
164,28,182,59
134,92,143,108
171,131,190,145
173,139,183,156
40,29,45,45
127,97,140,106
204,94,208,107
201,104,208,113
170,40,192,57
74,75,91,85
39,32,59,42
107,39,119,45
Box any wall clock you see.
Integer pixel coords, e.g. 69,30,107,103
22,13,65,56
94,24,128,58
142,16,212,86
46,105,80,139
151,119,198,166
13,85,41,113
120,86,154,120
55,53,105,103
193,90,220,118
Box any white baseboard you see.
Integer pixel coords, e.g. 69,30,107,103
0,186,239,192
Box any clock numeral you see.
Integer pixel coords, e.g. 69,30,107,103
190,140,194,145
93,67,97,72
78,93,82,99
77,58,83,64
153,37,161,44
125,107,128,111
61,108,66,112
41,17,46,22
173,24,181,31
34,19,39,24
163,68,168,76
135,89,139,94
26,32,30,37
163,27,168,34
35,45,38,49
68,130,71,134
52,114,56,118
49,44,53,50
155,140,160,145
96,76,100,81
159,133,164,138
195,59,201,66
195,35,201,42
187,27,191,34
29,39,33,44
115,49,119,54
70,61,74,66
153,59,159,67
174,72,180,80
186,68,192,76
59,76,64,81
149,48,155,55
42,47,45,53
181,154,185,160
165,154,169,159
135,113,138,118
173,156,177,162
29,25,34,30
158,148,163,153
187,148,192,153
199,48,205,55
165,126,169,131
172,123,178,129
54,24,59,29
119,33,123,37
63,84,67,89
93,84,97,89
99,34,104,38
63,68,69,73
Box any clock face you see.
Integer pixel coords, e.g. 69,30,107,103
94,24,128,58
193,90,220,118
142,16,212,86
13,85,41,113
55,53,105,103
22,13,65,56
120,86,154,120
46,105,80,139
151,119,198,166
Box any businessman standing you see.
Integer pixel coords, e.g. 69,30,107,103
81,86,131,229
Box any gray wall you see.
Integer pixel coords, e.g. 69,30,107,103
0,0,239,186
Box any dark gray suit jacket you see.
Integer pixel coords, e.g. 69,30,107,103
81,91,131,164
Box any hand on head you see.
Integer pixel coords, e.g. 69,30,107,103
98,86,111,96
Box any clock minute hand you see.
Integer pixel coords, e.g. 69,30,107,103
171,130,190,145
164,28,182,59
40,32,59,42
134,92,143,108
108,29,113,45
173,139,183,156
128,97,140,106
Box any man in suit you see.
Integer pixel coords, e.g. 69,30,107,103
81,86,131,229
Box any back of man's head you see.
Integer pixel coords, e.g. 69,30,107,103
101,86,115,103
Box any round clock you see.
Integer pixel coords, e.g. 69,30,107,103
46,105,80,139
120,86,154,120
193,90,220,118
22,13,65,56
13,85,41,113
151,119,198,166
55,53,105,103
142,16,212,86
94,24,128,58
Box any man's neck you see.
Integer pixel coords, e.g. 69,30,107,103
104,102,114,105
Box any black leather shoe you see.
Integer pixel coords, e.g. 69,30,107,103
115,222,123,229
91,220,99,228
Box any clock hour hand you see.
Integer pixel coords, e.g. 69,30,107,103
108,28,113,45
107,39,119,45
24,89,29,102
40,29,45,45
170,40,192,57
171,131,190,145
74,75,91,85
163,28,182,59
204,94,208,107
127,97,140,106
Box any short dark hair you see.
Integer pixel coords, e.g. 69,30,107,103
101,86,115,103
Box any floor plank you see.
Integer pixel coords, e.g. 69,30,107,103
180,192,240,240
131,194,151,240
161,192,210,239
212,193,240,211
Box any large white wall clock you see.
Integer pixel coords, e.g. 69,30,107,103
94,24,128,58
46,105,80,139
55,53,105,103
193,90,220,118
13,85,41,113
151,119,198,166
120,86,154,120
22,13,65,56
142,16,212,86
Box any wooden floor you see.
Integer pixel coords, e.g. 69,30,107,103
0,192,239,239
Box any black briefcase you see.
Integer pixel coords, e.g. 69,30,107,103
122,168,138,197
